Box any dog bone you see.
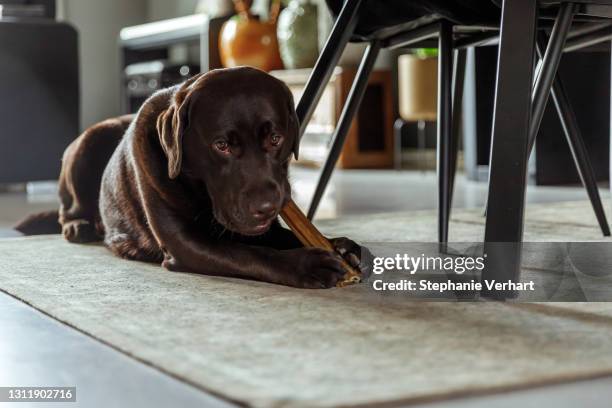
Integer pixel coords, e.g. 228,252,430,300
280,199,361,287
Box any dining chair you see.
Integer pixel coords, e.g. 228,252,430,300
484,0,612,298
298,0,500,248
295,0,612,298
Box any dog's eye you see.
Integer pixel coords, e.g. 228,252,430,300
270,134,283,147
214,140,229,153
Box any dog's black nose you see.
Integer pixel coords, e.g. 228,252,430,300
249,201,276,220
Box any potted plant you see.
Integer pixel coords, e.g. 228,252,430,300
398,48,439,122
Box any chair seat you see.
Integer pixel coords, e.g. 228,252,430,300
326,0,500,39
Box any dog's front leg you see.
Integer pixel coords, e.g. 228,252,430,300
147,210,350,288
263,221,303,249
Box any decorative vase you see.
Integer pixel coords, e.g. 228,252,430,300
277,0,318,69
218,0,284,72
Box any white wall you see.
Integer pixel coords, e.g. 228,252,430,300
147,0,199,21
58,0,148,129
146,0,327,24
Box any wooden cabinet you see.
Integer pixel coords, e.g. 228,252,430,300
272,67,394,169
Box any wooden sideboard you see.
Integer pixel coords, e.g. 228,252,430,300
272,67,394,169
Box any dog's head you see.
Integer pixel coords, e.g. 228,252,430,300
156,67,299,236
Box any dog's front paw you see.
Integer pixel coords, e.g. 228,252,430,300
62,219,99,243
162,254,184,272
329,237,373,281
283,247,347,289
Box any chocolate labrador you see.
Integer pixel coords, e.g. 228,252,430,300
16,67,371,289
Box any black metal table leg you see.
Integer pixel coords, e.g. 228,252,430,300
307,41,382,220
296,0,363,138
536,34,611,237
438,21,453,247
482,0,538,299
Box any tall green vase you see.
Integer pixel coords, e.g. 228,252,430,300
277,0,319,69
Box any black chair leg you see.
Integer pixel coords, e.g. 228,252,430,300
296,0,363,136
446,48,467,230
482,0,538,299
526,3,608,237
535,35,611,237
307,41,382,220
438,21,453,247
528,2,575,151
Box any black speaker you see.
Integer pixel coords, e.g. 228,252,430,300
0,19,79,183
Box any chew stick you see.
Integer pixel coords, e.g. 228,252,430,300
280,199,361,287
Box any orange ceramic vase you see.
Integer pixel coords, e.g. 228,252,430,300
219,2,284,72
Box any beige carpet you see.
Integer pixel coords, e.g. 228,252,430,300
1,201,612,407
318,200,609,242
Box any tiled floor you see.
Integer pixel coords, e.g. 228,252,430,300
290,167,599,219
0,167,601,229
1,168,610,407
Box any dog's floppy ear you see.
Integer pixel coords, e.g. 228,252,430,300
156,104,185,179
156,75,201,179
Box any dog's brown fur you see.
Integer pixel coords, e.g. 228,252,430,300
16,67,371,288
59,115,132,243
